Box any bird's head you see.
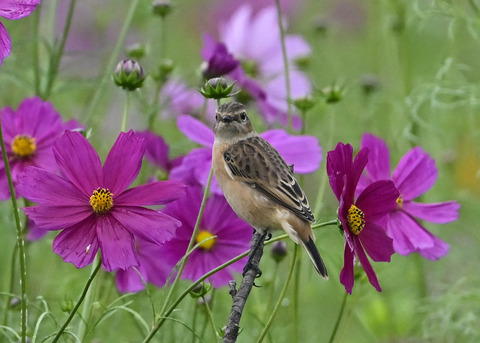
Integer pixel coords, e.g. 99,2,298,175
213,102,255,142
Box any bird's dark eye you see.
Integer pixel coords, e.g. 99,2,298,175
240,112,247,121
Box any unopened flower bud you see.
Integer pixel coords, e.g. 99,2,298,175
293,96,316,112
113,59,146,91
152,0,172,17
189,282,211,299
361,74,380,96
271,241,288,263
60,298,75,312
199,77,237,100
320,84,343,104
152,58,174,83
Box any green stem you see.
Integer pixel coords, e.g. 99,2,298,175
256,245,298,343
76,255,101,341
311,219,338,230
292,254,301,342
0,107,28,343
121,91,131,132
85,0,140,126
201,295,218,341
42,0,77,99
32,7,41,95
274,0,292,129
1,244,18,331
153,167,214,332
327,292,348,343
52,259,102,343
469,0,480,14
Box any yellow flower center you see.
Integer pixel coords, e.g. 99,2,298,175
196,230,216,251
347,204,365,235
12,135,36,158
396,196,403,209
89,188,113,214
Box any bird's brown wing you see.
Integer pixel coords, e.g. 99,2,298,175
223,136,315,223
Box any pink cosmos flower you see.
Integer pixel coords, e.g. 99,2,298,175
0,96,83,200
0,0,41,66
170,115,322,194
358,133,460,259
160,186,251,287
17,131,185,272
201,34,239,79
135,130,183,174
327,142,398,294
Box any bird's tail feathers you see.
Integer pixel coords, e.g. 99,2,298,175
301,238,328,279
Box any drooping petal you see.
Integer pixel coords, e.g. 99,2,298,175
354,236,382,292
136,130,171,171
402,200,460,224
361,133,391,181
0,22,11,66
0,0,40,20
23,205,93,230
261,130,321,174
386,211,435,255
53,131,102,196
110,206,180,245
358,222,394,262
17,166,87,206
418,235,449,260
96,215,138,272
392,147,437,200
349,147,369,202
177,115,214,147
327,142,353,200
52,216,99,269
356,180,399,223
339,244,355,294
116,265,146,293
103,131,145,194
114,180,185,206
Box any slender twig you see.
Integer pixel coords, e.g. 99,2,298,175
223,231,267,343
42,0,77,99
274,0,292,129
0,105,28,343
51,259,102,343
327,292,348,343
256,245,298,343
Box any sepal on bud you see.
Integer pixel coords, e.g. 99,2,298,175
113,59,146,91
199,77,238,100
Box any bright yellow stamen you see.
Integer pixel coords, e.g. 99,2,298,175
196,230,216,251
347,204,365,235
396,196,403,209
12,135,36,158
89,188,113,214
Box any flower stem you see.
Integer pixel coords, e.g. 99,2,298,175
152,167,214,335
274,0,292,129
256,244,298,343
202,295,218,340
51,258,102,343
327,292,348,343
0,107,28,343
76,254,101,341
32,6,41,95
42,0,77,99
84,0,140,126
311,219,338,230
121,91,131,132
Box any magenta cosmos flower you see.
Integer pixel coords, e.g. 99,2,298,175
0,0,41,66
201,34,239,79
327,142,398,294
160,186,251,287
170,114,322,194
17,130,185,271
358,133,460,259
0,96,83,200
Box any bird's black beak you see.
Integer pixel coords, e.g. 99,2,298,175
221,115,233,123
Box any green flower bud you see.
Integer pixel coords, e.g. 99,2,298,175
271,241,288,263
199,77,237,100
113,59,146,91
293,96,316,112
126,43,147,60
189,282,211,299
320,84,343,104
152,0,172,17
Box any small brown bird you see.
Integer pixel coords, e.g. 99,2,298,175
212,102,328,278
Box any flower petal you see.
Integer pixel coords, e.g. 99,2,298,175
177,115,214,147
354,236,382,292
356,180,399,223
96,216,138,272
392,147,437,200
103,131,145,194
110,206,181,245
52,216,99,269
115,180,185,206
359,222,394,262
0,22,11,66
361,133,391,181
136,130,170,171
339,244,355,294
115,266,146,293
402,200,460,224
54,131,102,196
418,236,449,260
23,205,92,231
17,166,87,206
327,143,353,200
0,0,40,20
